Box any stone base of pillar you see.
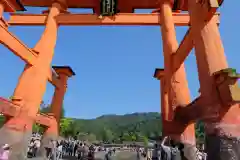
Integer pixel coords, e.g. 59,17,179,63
0,126,32,160
182,143,198,160
39,133,58,159
206,134,240,160
165,123,197,160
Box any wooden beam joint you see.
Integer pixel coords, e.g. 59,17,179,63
173,81,240,125
0,97,54,127
1,0,25,12
0,24,61,88
172,28,194,72
213,68,240,106
204,0,224,22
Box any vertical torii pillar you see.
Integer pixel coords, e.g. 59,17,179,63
188,0,240,159
0,1,66,159
154,68,197,160
153,69,168,135
159,0,196,159
42,66,75,141
40,66,75,157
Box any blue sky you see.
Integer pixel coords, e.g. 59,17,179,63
0,1,239,119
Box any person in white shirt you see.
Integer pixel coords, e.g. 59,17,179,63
160,136,172,160
57,141,63,160
34,139,41,156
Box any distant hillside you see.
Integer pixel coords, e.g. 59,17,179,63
0,116,4,126
0,112,204,143
71,112,162,141
0,112,161,141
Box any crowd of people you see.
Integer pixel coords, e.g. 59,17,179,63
0,136,116,160
28,138,97,160
60,140,96,160
136,136,207,160
0,135,207,160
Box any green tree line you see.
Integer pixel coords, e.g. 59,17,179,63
0,102,205,143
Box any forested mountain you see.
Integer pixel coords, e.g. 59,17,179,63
69,112,162,142
0,116,4,127
0,112,205,143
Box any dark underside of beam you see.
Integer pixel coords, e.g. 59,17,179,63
174,97,204,124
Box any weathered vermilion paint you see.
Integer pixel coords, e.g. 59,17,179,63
8,13,196,26
18,0,223,13
158,1,197,159
0,3,4,17
153,69,168,135
41,66,75,157
43,67,75,137
159,0,195,144
159,71,169,135
188,0,240,159
0,0,238,159
0,1,65,159
0,97,61,127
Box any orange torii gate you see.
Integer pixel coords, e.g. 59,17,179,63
0,65,74,158
0,0,239,159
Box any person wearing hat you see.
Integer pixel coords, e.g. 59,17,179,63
0,144,10,160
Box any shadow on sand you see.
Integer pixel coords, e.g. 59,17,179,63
62,155,104,160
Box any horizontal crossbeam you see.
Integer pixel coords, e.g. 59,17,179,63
0,97,20,116
8,13,220,26
35,113,54,126
0,24,37,64
0,97,53,127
